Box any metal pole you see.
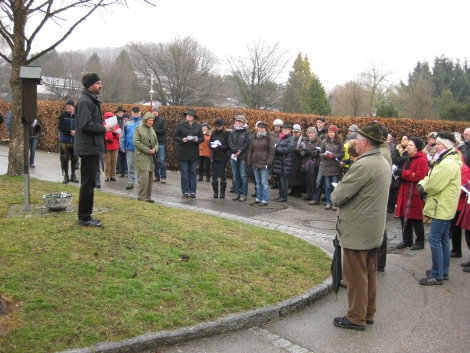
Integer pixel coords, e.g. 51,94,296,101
23,120,30,211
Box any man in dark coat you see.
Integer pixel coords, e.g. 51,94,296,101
152,106,168,183
74,73,112,227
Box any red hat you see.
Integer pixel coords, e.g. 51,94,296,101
328,125,338,134
104,112,114,119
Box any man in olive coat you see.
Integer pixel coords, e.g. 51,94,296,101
330,122,390,331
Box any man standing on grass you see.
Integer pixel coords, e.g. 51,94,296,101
331,122,390,331
74,73,112,227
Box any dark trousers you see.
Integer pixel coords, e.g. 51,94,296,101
278,174,288,200
198,156,211,177
378,230,388,269
78,155,99,221
400,217,425,245
117,150,127,174
343,248,378,326
388,187,398,211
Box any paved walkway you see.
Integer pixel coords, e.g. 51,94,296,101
1,145,469,353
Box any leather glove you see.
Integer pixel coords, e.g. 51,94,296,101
112,132,117,136
106,139,113,144
417,184,427,199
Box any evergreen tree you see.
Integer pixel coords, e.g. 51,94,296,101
303,75,331,116
281,52,312,113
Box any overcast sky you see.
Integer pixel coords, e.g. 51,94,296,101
31,0,470,91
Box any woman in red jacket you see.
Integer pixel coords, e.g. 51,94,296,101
103,111,120,182
394,137,428,250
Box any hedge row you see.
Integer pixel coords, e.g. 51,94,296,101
1,101,469,170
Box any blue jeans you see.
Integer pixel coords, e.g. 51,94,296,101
180,160,198,195
428,219,451,280
230,159,248,197
154,145,167,179
313,169,324,202
253,168,270,203
324,175,339,205
212,160,227,182
29,136,38,165
126,150,139,183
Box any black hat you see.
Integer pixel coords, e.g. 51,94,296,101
82,73,101,88
183,109,198,119
131,106,140,113
281,122,293,129
316,116,325,122
357,122,385,144
66,100,74,107
409,137,424,152
214,118,224,127
115,106,126,113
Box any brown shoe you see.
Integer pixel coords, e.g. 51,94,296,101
308,200,320,205
160,178,166,184
126,183,133,189
153,177,159,182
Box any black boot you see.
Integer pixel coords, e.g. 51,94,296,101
251,186,257,197
62,175,69,184
198,175,203,182
206,175,211,182
220,181,227,199
212,181,219,198
70,175,79,183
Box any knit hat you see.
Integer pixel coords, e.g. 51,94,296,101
257,121,268,129
201,122,210,128
273,118,283,126
409,137,424,152
328,125,338,134
428,131,437,140
66,100,74,107
152,106,159,112
103,112,114,120
214,118,224,127
82,73,101,88
293,124,301,132
234,115,246,124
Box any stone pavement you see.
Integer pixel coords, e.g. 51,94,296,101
1,144,469,353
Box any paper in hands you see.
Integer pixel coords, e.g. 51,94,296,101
105,116,118,128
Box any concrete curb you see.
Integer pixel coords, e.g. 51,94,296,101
57,279,332,353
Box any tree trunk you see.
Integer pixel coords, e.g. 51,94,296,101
8,0,28,176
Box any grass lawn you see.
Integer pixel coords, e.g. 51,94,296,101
0,175,331,353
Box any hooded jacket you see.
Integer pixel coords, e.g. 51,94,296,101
418,148,462,220
134,113,158,172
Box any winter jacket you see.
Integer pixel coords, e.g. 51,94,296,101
104,119,120,151
199,133,211,158
331,148,391,250
152,116,168,145
228,127,252,161
29,119,41,138
395,151,428,220
173,121,204,161
247,132,275,169
289,135,306,186
418,149,462,220
74,89,106,156
319,137,344,176
120,116,142,151
58,111,75,143
209,129,230,161
134,122,158,172
272,134,295,176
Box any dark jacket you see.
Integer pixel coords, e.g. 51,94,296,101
58,111,76,143
228,128,252,161
247,132,275,169
173,121,204,161
289,135,306,186
74,89,105,156
319,137,344,176
152,115,168,145
210,129,230,161
272,134,295,176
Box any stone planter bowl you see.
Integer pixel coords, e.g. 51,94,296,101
42,195,73,211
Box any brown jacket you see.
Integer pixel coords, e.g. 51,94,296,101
248,133,275,169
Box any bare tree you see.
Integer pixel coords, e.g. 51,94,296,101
0,0,152,176
398,72,436,119
359,59,394,116
226,40,289,110
128,36,222,106
41,51,87,100
330,79,369,117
